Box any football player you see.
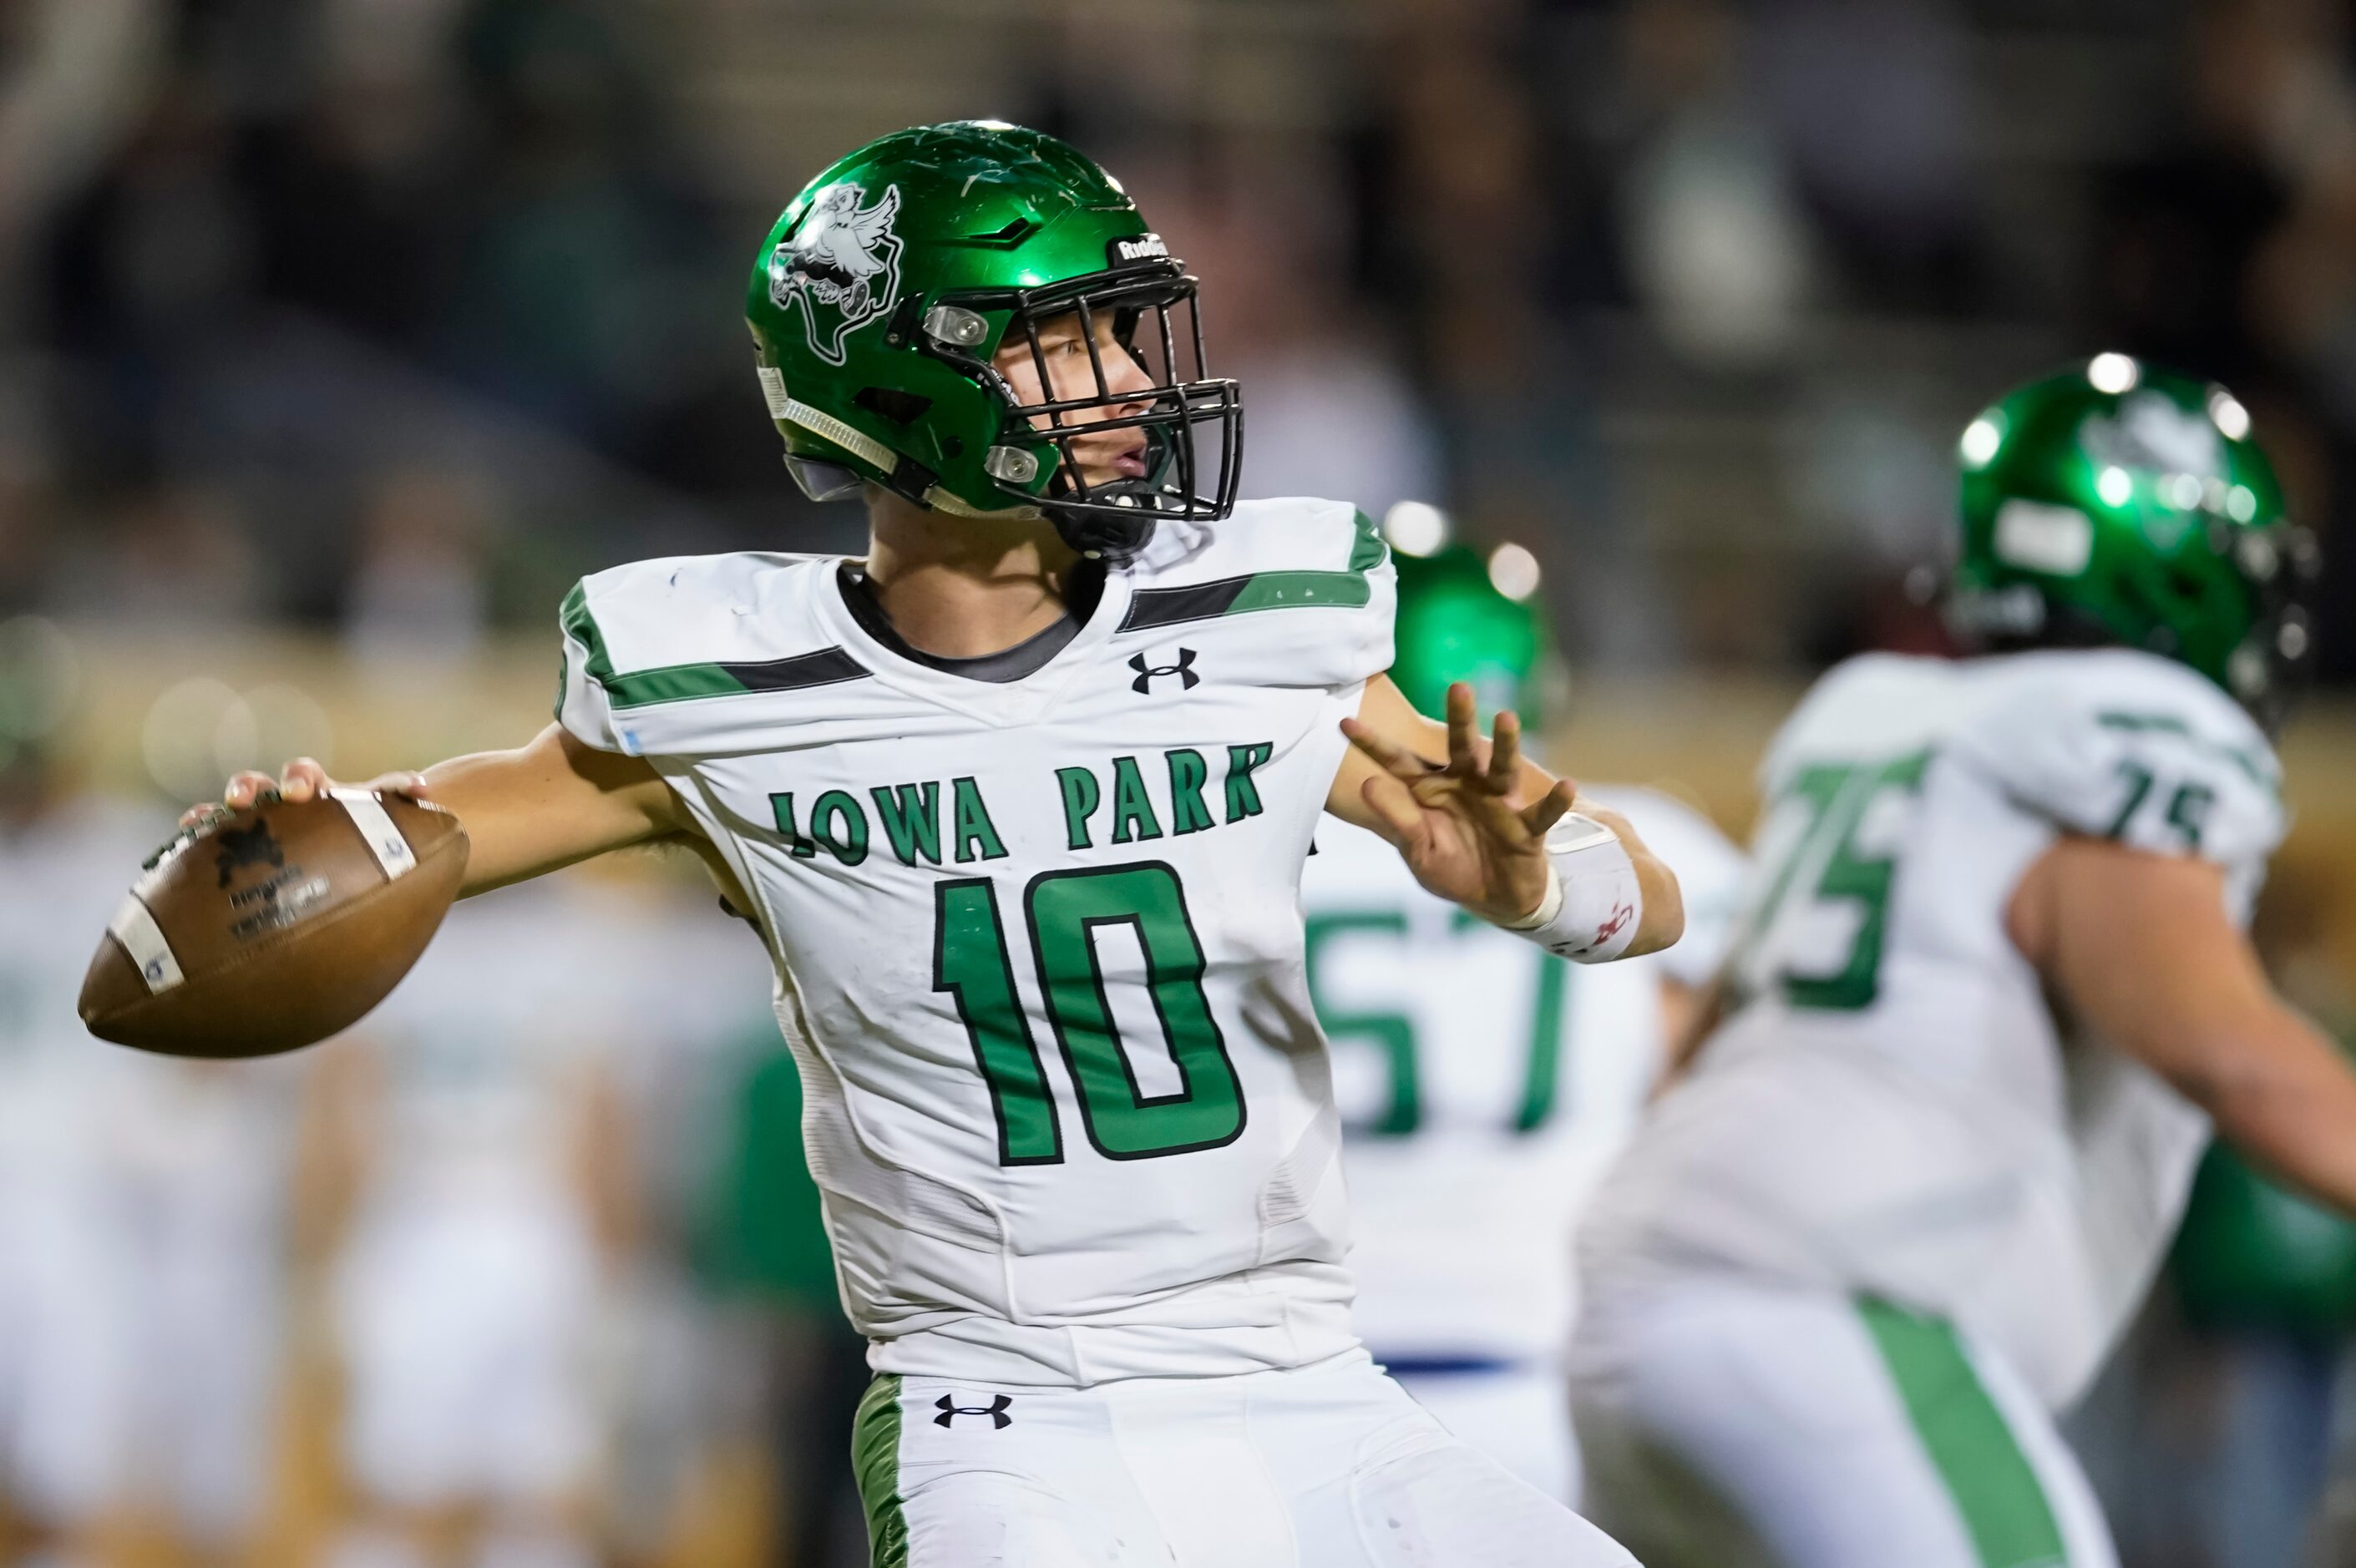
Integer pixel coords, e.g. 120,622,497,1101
311,888,627,1568
0,645,143,1568
195,122,1682,1565
311,869,772,1568
1568,358,2339,1567
103,1047,297,1567
2,625,293,1568
1301,529,1745,1502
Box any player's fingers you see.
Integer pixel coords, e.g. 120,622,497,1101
1523,779,1577,837
362,769,431,802
276,757,329,804
221,770,278,808
1357,773,1429,853
1340,716,1442,784
1444,683,1482,776
178,803,219,829
1485,710,1523,795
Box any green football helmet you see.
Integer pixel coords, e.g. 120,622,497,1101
1386,524,1557,728
745,120,1243,561
1949,356,2319,731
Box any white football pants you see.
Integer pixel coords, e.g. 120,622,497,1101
854,1349,1636,1566
1568,1277,2116,1568
1386,1362,1578,1506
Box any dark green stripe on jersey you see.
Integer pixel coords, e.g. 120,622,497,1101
1117,509,1386,630
561,583,870,711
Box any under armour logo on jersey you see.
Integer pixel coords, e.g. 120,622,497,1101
934,1394,1013,1429
1129,647,1200,695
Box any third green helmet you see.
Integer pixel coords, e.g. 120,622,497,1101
1949,356,2320,730
1385,522,1558,729
746,120,1242,561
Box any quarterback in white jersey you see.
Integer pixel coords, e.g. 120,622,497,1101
1301,535,1746,1500
1571,360,2348,1568
195,124,1684,1566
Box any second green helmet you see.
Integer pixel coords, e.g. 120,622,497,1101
1385,522,1558,730
746,120,1243,561
1949,356,2319,730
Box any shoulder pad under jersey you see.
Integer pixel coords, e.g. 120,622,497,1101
555,553,855,756
1109,497,1396,692
1949,649,2285,878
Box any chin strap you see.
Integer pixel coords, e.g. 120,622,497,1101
1047,503,1158,564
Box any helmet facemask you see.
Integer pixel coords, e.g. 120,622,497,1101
2223,521,2322,736
920,259,1243,561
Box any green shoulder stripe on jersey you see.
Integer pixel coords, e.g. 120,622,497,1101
560,582,618,685
560,583,870,710
853,1374,909,1568
2094,710,2279,793
1117,510,1388,631
1858,1297,2070,1568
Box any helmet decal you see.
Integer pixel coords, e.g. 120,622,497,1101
2077,391,2226,483
768,182,905,366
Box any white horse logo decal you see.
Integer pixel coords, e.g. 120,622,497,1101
2080,392,2225,482
768,182,904,365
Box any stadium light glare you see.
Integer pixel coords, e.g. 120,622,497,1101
1383,500,1450,558
2088,353,2140,394
1487,543,1542,601
1959,417,2003,468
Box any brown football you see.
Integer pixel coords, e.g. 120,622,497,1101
79,792,468,1059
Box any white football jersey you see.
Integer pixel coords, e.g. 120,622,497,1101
556,498,1395,1387
1582,649,2285,1408
1302,787,1746,1365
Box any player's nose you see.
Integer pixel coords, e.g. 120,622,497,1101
1100,340,1155,405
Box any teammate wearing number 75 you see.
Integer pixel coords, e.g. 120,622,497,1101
1570,360,2335,1568
195,123,1675,1566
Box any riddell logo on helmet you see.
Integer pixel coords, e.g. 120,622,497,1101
768,181,905,366
1108,232,1170,266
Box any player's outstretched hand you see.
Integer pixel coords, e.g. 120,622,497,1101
180,759,432,829
1340,682,1575,925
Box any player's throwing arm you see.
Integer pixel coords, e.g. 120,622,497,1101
207,722,692,897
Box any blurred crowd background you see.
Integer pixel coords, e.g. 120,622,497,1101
4,0,2356,1564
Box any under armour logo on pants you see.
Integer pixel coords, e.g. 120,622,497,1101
935,1393,1014,1429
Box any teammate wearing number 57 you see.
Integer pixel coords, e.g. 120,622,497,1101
195,123,1675,1565
1570,361,2335,1568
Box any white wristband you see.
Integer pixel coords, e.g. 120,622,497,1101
1497,812,1643,964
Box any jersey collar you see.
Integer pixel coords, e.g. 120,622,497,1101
805,554,1135,724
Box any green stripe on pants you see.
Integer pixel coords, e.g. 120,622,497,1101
1857,1297,2069,1568
854,1373,909,1568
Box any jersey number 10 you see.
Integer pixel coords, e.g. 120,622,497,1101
934,862,1247,1165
